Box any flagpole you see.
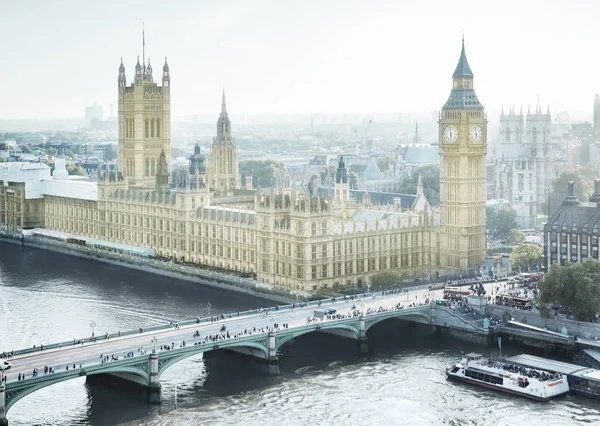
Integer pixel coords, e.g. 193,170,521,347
142,22,145,69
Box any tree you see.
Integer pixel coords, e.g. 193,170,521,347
507,228,525,245
320,165,336,184
377,157,391,173
398,164,440,206
486,207,518,239
369,270,400,290
540,259,600,321
46,147,58,156
66,164,85,176
547,169,592,215
238,160,285,188
510,243,543,272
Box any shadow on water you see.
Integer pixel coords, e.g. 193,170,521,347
0,241,273,314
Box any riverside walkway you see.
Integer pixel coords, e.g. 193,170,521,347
0,289,487,425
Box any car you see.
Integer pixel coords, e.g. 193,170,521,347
0,360,11,371
326,308,337,315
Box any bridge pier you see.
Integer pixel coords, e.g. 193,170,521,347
358,317,369,355
0,384,7,426
147,352,161,404
265,331,280,375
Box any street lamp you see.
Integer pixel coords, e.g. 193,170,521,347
90,321,96,338
152,336,158,354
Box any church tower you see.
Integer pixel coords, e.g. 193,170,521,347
334,155,349,203
439,38,487,271
208,90,240,195
118,31,171,188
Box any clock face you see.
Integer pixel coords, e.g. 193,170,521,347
443,125,458,144
470,124,483,144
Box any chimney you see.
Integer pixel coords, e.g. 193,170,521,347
568,181,574,197
590,179,600,205
563,180,580,206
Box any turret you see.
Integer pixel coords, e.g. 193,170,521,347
156,150,170,192
162,57,170,87
118,58,126,88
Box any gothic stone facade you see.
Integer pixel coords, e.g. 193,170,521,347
0,41,488,292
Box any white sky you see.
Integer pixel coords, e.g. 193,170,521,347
1,0,599,119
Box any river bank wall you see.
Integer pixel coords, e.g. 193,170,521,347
0,234,294,304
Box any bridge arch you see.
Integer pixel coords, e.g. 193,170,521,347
5,364,149,413
365,310,431,333
157,340,269,377
275,324,360,350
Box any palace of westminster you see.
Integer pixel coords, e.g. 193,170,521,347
0,41,488,292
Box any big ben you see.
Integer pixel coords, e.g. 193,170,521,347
439,38,487,271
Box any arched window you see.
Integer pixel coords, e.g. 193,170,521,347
145,158,150,177
151,158,156,177
151,118,155,138
531,127,537,143
505,127,510,142
156,118,161,138
131,118,135,138
145,119,149,138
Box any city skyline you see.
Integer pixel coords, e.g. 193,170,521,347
1,0,599,120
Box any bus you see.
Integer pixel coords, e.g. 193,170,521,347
495,294,532,310
443,286,471,301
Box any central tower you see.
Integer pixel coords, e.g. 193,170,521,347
208,91,240,195
439,38,487,271
118,37,171,188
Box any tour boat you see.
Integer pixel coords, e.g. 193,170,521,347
445,353,569,402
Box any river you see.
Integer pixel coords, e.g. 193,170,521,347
1,242,600,426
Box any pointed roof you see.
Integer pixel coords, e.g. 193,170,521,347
452,37,474,78
157,150,169,176
221,89,227,114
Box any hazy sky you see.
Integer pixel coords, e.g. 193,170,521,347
1,0,599,119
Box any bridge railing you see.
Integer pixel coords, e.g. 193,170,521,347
2,292,405,357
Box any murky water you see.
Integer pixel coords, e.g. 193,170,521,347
1,242,600,425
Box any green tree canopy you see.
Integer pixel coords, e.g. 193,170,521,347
507,228,525,245
510,243,543,271
398,164,440,206
486,207,518,239
369,270,400,290
547,169,592,214
239,160,285,188
66,163,85,176
540,259,600,321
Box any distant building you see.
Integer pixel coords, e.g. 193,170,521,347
487,104,568,228
85,102,104,128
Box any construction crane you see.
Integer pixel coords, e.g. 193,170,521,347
353,118,374,147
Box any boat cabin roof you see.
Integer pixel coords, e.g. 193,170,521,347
464,353,483,360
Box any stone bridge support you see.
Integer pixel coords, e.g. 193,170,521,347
147,353,161,404
265,332,279,375
358,317,369,355
0,384,7,426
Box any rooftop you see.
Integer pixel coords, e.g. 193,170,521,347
505,354,587,375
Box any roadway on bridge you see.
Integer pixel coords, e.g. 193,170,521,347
1,280,509,383
1,291,418,382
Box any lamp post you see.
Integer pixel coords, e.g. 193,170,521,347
89,321,96,338
151,336,158,354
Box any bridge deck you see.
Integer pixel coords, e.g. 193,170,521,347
0,292,436,385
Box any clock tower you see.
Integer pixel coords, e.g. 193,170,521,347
439,38,487,271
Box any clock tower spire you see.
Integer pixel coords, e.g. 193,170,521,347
439,38,487,271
